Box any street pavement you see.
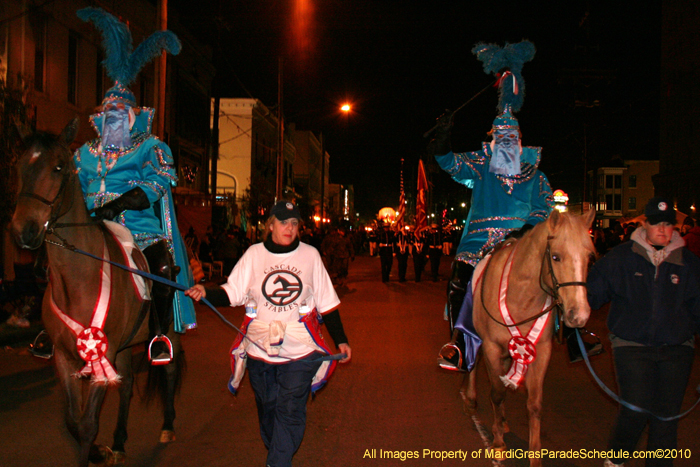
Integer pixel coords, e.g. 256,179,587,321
1,253,700,466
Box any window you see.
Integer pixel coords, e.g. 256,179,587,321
629,197,636,210
629,175,637,188
605,194,622,212
606,175,613,188
68,31,79,105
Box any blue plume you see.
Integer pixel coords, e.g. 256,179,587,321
472,41,536,113
129,31,182,84
77,7,132,83
78,7,181,87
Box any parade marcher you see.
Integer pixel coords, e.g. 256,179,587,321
184,226,199,254
427,224,443,282
442,218,453,256
321,226,355,286
394,228,411,282
412,228,428,282
368,226,378,257
431,41,556,371
74,8,196,363
377,223,396,282
185,201,351,467
588,197,700,467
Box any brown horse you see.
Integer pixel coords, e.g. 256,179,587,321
461,209,596,467
10,118,182,467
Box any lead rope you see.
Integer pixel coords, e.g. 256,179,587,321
575,330,700,421
44,232,345,364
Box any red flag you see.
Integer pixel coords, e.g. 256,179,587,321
415,159,428,234
395,159,406,230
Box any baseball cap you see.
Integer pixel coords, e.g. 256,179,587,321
644,197,676,225
271,201,301,221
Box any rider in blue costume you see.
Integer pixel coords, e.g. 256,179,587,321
73,8,196,363
431,41,555,371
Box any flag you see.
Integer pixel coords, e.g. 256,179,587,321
395,159,405,230
415,159,428,234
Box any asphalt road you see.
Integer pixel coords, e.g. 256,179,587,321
2,253,700,467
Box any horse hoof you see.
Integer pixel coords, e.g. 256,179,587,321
89,445,113,465
159,430,176,443
112,451,127,466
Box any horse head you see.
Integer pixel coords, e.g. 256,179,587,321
11,118,79,250
544,209,596,328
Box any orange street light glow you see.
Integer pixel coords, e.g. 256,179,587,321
341,104,351,112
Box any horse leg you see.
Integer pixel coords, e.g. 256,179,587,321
77,382,108,467
54,350,83,445
482,344,509,452
111,348,134,464
159,332,181,443
460,350,480,415
523,342,552,467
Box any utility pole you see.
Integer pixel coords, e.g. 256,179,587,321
212,96,220,213
276,57,284,201
320,132,325,223
155,0,168,139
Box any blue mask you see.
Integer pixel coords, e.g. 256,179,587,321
101,107,131,149
490,129,521,175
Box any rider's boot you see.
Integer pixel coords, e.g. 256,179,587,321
564,325,603,363
438,262,474,371
144,241,177,365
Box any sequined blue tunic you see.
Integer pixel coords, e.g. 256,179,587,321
435,143,555,266
74,108,197,332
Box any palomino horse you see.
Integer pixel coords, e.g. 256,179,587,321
462,209,596,467
10,118,182,467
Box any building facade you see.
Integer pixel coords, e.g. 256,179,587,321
589,160,659,227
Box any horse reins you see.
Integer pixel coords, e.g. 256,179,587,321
480,236,587,328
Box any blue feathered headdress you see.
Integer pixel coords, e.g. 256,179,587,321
472,40,535,115
77,7,181,107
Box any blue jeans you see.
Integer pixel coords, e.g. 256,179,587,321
247,354,322,467
609,344,694,466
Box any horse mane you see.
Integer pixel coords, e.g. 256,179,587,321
513,211,596,261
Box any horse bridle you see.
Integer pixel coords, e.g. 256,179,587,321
18,165,76,231
481,237,588,328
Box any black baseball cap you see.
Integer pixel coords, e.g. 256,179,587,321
644,197,676,225
271,201,301,221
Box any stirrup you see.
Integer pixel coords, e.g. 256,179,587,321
29,330,54,359
437,343,464,372
148,335,173,365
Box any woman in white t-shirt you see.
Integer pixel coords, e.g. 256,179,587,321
186,200,351,467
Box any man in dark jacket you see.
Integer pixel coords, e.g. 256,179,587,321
588,197,700,467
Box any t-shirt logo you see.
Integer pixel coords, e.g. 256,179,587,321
262,271,303,306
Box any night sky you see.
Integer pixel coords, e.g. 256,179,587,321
174,1,661,219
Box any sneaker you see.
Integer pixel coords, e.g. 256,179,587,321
437,343,464,372
6,314,30,328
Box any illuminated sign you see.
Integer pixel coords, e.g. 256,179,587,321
553,189,569,205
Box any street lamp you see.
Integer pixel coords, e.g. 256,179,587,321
341,103,351,113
